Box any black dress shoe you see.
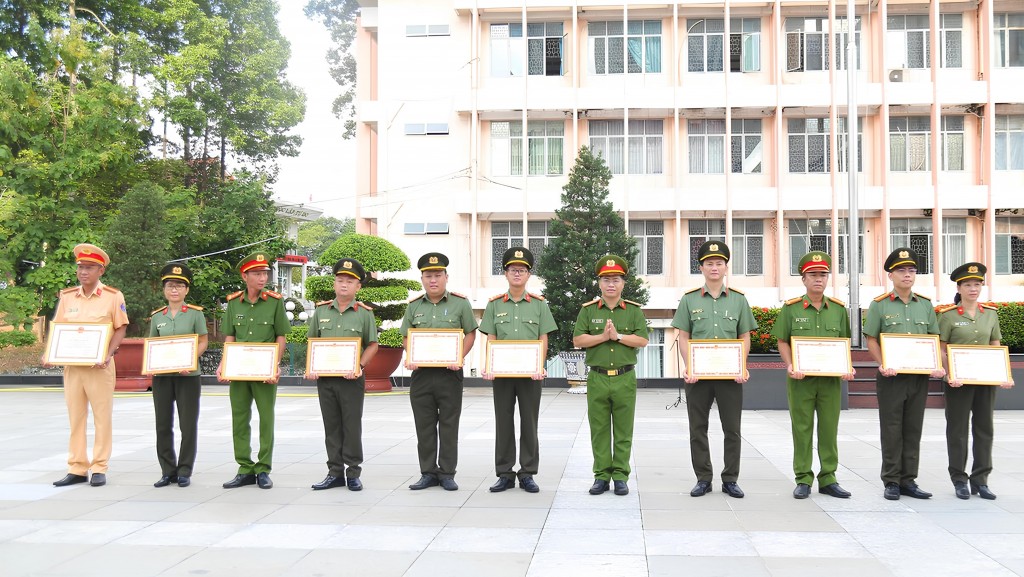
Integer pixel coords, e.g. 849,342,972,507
954,481,970,500
440,478,458,491
883,482,900,500
690,480,712,497
347,477,362,491
154,475,178,488
971,483,996,500
613,480,629,495
222,474,257,489
409,475,439,490
489,477,515,493
53,473,88,487
899,483,932,499
519,476,540,493
256,472,273,489
90,473,106,487
311,475,346,490
177,476,191,487
819,483,851,498
589,479,609,495
793,483,811,499
722,481,744,498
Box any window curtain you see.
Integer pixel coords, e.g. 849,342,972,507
646,36,662,72
627,37,643,73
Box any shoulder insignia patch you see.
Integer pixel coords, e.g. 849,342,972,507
684,287,701,295
316,300,333,307
873,292,890,302
913,292,932,301
151,305,168,316
623,299,642,307
449,291,468,299
528,292,546,301
581,298,600,307
408,292,425,303
489,293,505,302
357,301,374,311
727,286,745,295
827,296,846,307
980,303,998,311
936,304,958,314
186,303,204,311
226,291,243,301
263,290,282,299
784,296,803,306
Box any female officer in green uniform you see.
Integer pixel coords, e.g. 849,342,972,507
149,263,208,488
938,262,1014,500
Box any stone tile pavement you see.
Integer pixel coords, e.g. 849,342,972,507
0,385,1022,577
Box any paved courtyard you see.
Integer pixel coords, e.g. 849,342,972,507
0,384,1022,577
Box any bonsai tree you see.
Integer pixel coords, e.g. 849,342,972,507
305,233,421,346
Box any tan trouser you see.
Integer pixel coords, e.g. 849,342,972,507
64,363,115,475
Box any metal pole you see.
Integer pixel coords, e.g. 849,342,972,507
846,0,862,347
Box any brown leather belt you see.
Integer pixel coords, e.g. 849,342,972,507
588,365,635,377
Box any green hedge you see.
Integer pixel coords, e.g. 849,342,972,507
0,330,37,349
750,307,780,354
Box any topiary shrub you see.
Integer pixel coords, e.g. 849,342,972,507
994,302,1024,352
750,306,780,354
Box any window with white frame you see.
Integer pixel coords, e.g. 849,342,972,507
404,222,450,235
889,218,934,274
889,116,931,172
629,220,664,275
636,328,664,378
940,13,962,68
788,118,850,173
406,24,450,37
994,13,1024,68
995,115,1024,170
995,217,1024,274
789,218,864,275
490,221,555,274
589,120,664,174
689,119,726,174
731,219,764,275
785,16,861,72
490,22,564,77
588,20,662,75
886,14,930,69
731,118,763,174
687,18,760,72
688,219,726,274
490,120,564,176
941,116,965,171
404,123,449,135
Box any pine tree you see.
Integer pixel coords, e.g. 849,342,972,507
536,146,649,357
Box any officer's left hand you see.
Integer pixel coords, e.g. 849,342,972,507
734,369,749,384
531,370,546,381
1000,379,1014,389
265,367,279,385
930,367,947,379
841,370,856,381
446,364,462,371
343,368,361,379
94,356,113,369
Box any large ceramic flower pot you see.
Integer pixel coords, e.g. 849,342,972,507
364,347,402,392
114,338,152,392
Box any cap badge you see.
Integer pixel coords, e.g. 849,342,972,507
514,250,523,258
172,266,182,274
968,265,978,273
606,259,615,267
256,254,265,262
82,248,92,255
812,254,822,262
343,261,353,269
709,244,719,251
899,250,909,259
429,256,439,265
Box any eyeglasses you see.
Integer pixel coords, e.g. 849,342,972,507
165,283,187,290
506,268,529,276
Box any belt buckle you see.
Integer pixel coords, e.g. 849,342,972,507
607,369,619,376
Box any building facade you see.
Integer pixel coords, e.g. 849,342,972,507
351,0,1024,377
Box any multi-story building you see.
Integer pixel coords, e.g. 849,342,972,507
351,0,1024,377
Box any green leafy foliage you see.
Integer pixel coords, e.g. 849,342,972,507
0,330,37,349
304,0,359,138
286,324,309,344
750,307,780,354
377,327,403,348
0,286,43,331
320,234,411,273
536,146,650,358
993,303,1024,352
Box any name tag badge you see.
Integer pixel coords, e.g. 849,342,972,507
691,309,703,314
496,312,508,317
235,314,245,320
414,313,424,318
320,318,330,323
794,318,809,323
157,322,168,329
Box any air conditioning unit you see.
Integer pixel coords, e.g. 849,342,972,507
888,69,905,83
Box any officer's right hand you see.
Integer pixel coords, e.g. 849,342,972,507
40,355,51,369
216,363,228,383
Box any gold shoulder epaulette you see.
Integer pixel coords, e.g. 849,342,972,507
103,285,121,294
264,290,282,299
936,304,958,314
316,300,333,307
727,286,745,295
408,292,425,303
784,296,803,306
528,292,546,301
913,292,932,301
186,303,204,311
226,291,243,301
684,287,701,295
357,301,374,311
623,299,642,307
827,296,846,307
581,298,600,307
61,287,78,294
449,291,468,299
980,303,998,311
488,293,505,302
151,305,168,316
873,292,890,302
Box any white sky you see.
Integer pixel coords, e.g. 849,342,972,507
270,2,357,219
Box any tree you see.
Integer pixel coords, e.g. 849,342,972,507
296,216,354,261
101,182,172,337
536,146,649,358
304,0,359,139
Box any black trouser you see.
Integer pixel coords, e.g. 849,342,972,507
317,376,366,478
152,374,201,477
493,377,542,479
410,367,463,479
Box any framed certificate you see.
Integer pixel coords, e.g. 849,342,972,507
142,335,199,374
44,322,112,366
306,338,362,376
879,333,941,374
222,342,280,381
946,344,1011,385
686,339,745,380
485,340,544,378
407,329,465,367
791,337,853,377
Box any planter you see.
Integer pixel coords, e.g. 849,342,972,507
558,350,588,395
114,337,152,392
364,346,403,392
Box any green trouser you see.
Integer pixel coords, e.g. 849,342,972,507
787,377,841,487
493,377,542,479
152,374,202,477
410,367,463,479
229,380,277,474
685,380,743,482
317,376,366,479
876,373,928,485
587,371,637,481
944,384,996,485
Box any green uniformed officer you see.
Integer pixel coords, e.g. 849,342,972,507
572,255,649,496
938,262,1014,500
480,247,557,494
864,247,946,501
149,263,208,488
672,240,757,499
401,252,478,491
306,258,379,492
772,251,855,499
216,252,290,490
